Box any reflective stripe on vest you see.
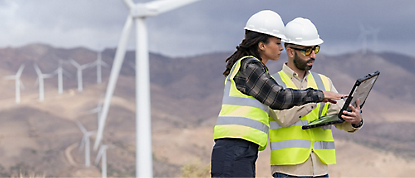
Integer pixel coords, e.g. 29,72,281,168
271,140,335,150
214,56,270,151
314,141,335,150
271,139,311,149
216,116,269,134
222,79,269,112
269,70,336,165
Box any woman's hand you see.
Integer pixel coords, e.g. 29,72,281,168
322,91,348,104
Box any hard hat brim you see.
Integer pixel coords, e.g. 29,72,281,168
244,27,287,41
286,38,323,46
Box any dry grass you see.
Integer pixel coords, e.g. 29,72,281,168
180,160,210,178
11,171,45,178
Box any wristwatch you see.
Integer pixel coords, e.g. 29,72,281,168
352,119,363,128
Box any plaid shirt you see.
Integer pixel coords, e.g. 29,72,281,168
233,57,324,110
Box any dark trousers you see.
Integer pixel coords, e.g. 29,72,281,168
273,172,329,178
211,138,259,177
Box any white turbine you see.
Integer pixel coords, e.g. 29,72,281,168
89,98,103,124
358,23,376,55
69,58,92,92
367,26,381,52
4,64,25,103
52,59,71,94
33,64,54,101
76,121,96,167
93,0,200,177
94,144,113,178
90,51,109,84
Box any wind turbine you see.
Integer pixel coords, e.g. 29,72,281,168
76,121,96,167
4,64,25,103
89,98,104,124
94,144,113,178
93,0,200,177
52,59,71,94
367,26,381,52
358,24,371,54
69,58,92,92
33,64,54,101
90,51,109,84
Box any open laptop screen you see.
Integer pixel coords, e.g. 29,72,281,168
338,71,380,118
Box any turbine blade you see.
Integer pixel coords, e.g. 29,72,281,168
19,80,25,89
3,75,16,80
101,61,109,67
52,69,59,75
62,69,72,78
89,107,100,114
94,147,104,165
76,121,87,134
16,64,25,77
123,0,135,9
69,58,80,68
94,16,133,151
79,136,86,152
42,74,55,78
33,63,42,75
82,62,94,69
146,0,199,15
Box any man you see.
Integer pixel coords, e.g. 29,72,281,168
268,17,363,178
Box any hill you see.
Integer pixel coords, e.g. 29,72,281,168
0,43,414,177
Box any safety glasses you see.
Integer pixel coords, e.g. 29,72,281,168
290,45,320,56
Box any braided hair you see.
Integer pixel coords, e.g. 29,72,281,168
223,30,272,76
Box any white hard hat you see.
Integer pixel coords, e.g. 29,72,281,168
285,17,323,46
244,10,287,41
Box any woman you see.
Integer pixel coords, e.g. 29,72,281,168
211,10,345,177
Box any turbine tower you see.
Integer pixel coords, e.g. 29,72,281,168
52,59,71,94
93,0,200,177
90,51,109,84
69,58,92,91
34,64,54,101
4,64,25,103
76,121,96,167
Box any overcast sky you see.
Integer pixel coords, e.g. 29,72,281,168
1,0,415,58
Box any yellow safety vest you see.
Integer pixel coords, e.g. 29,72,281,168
269,70,336,165
214,56,270,151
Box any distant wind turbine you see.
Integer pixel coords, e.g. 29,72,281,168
94,144,113,178
90,51,109,84
76,121,96,167
89,98,104,124
4,64,25,103
52,59,71,94
367,26,381,52
92,0,200,177
33,63,54,101
358,24,371,54
69,58,92,91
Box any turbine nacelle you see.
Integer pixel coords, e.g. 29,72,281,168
130,4,158,18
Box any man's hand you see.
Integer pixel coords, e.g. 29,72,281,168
341,99,362,125
322,91,348,104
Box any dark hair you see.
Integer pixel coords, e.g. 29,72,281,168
223,30,273,76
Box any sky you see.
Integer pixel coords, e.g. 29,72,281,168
1,0,415,58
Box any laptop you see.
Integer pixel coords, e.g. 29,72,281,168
302,71,380,129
